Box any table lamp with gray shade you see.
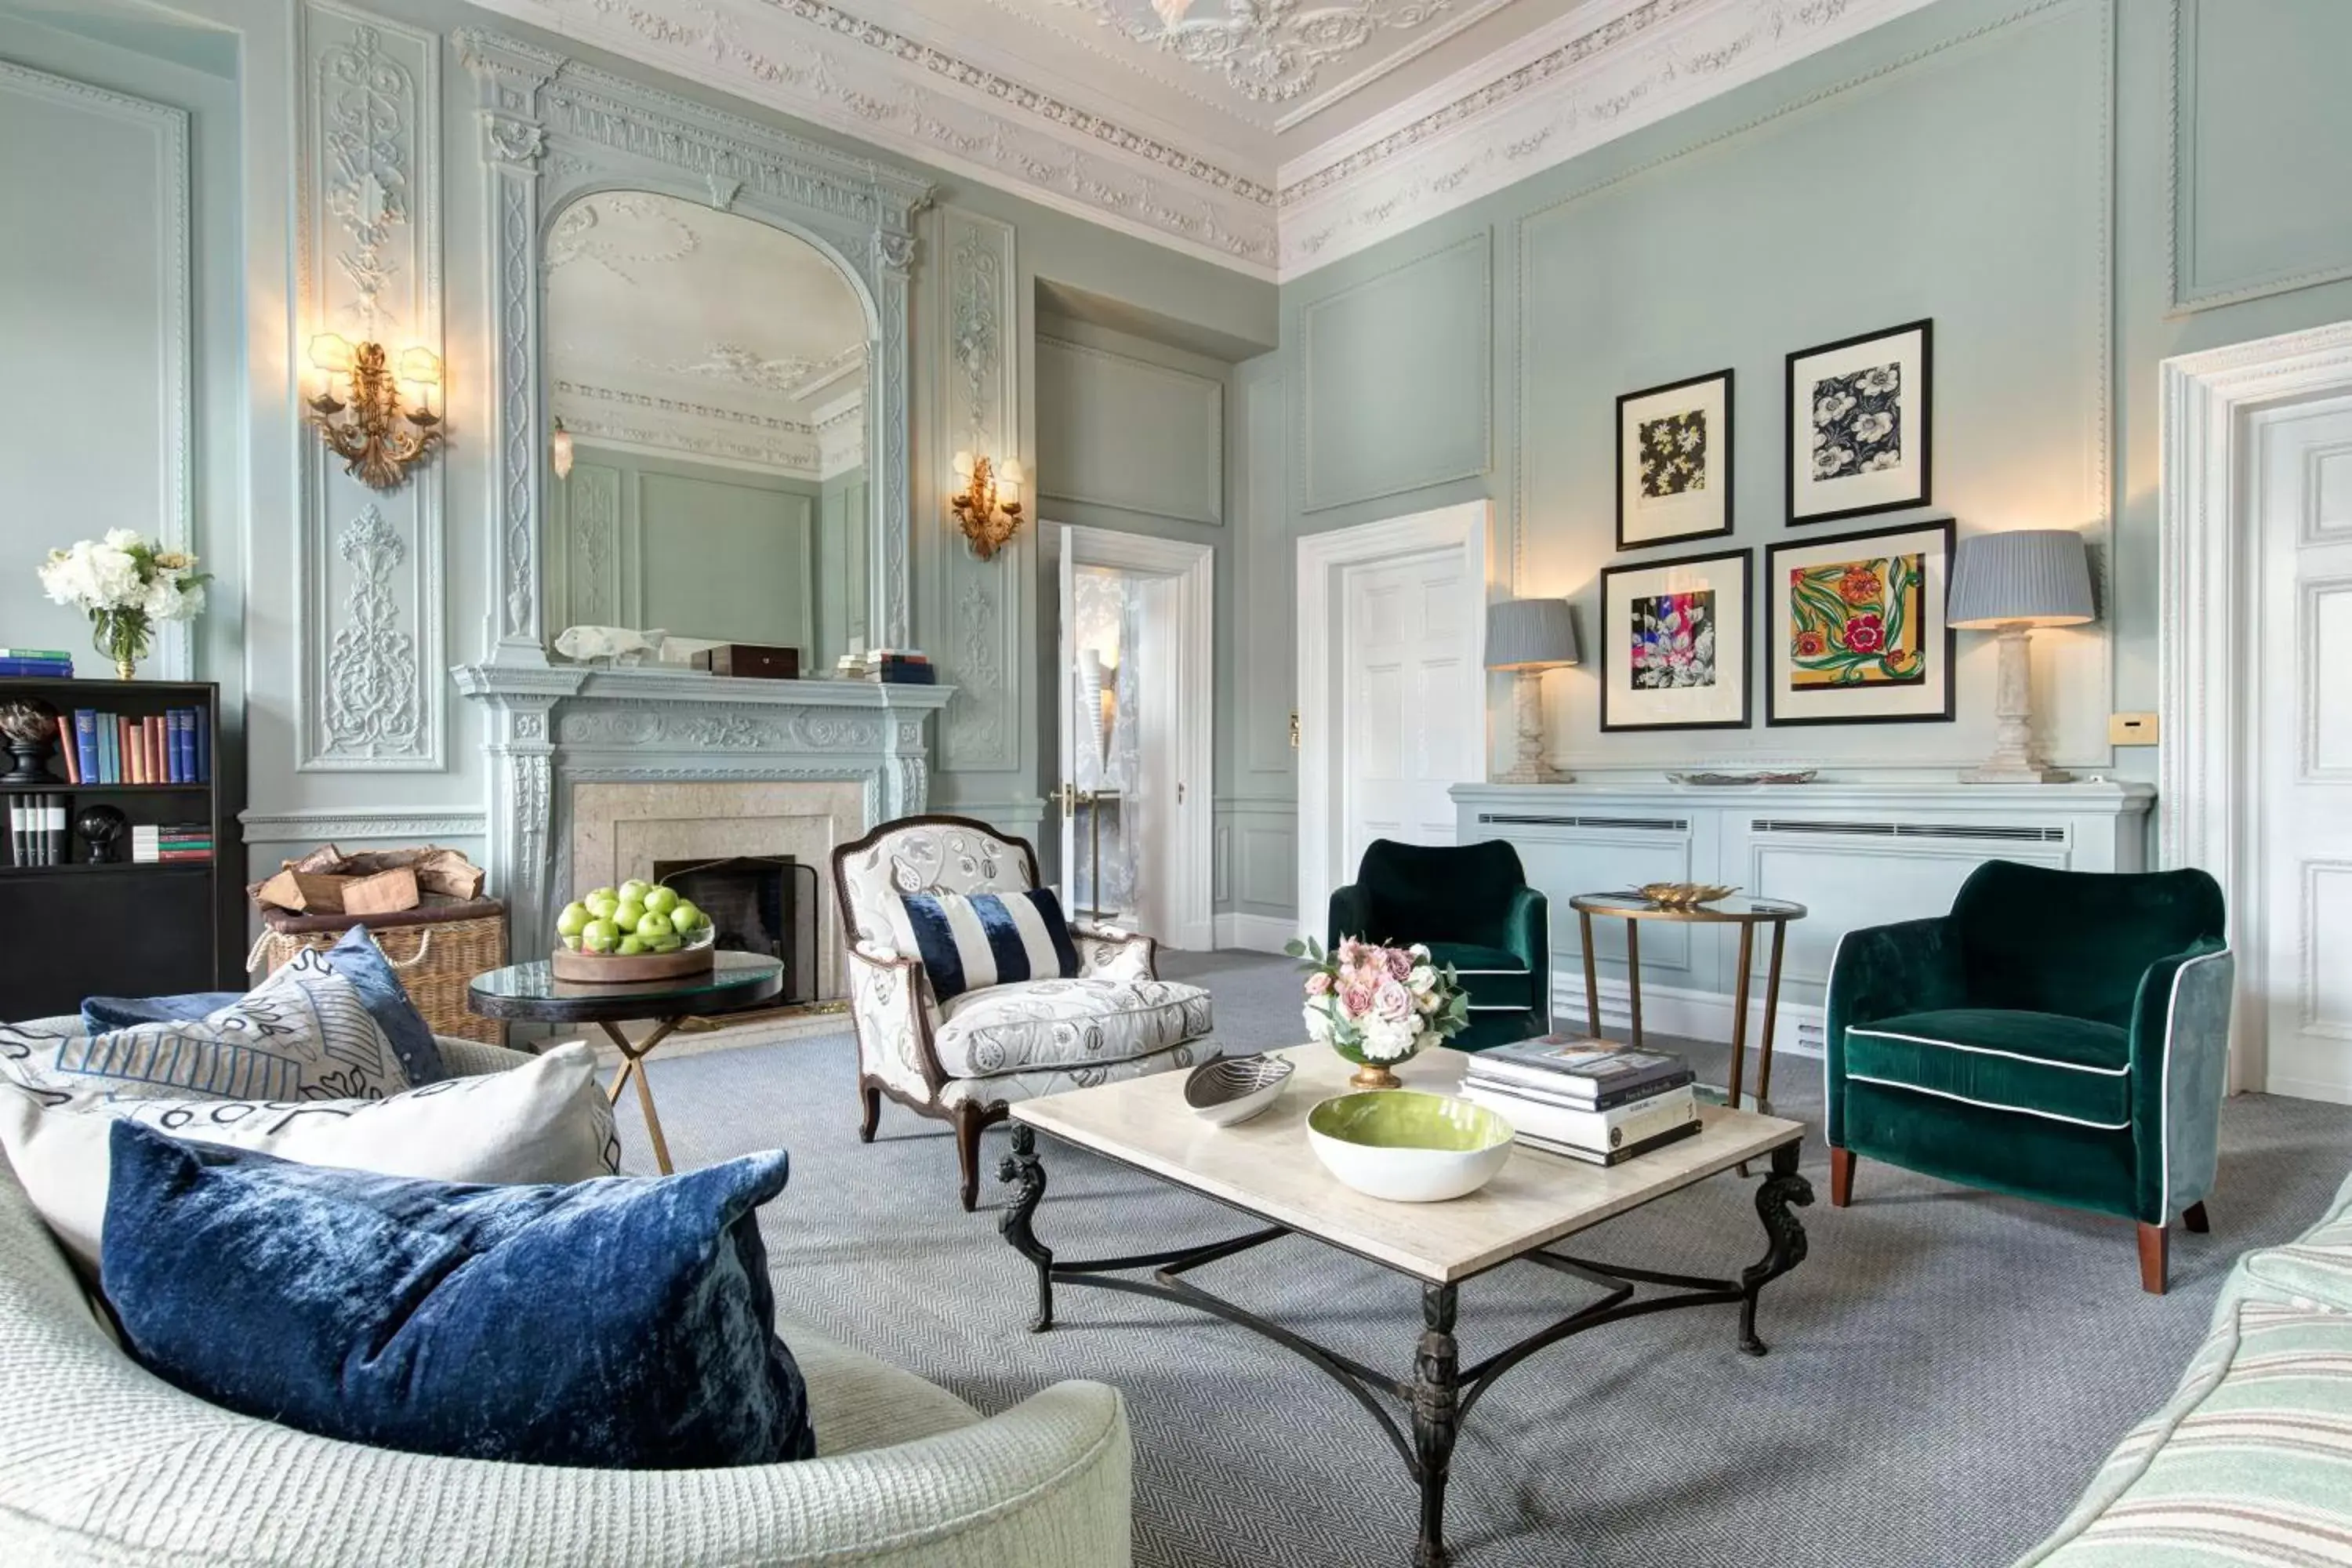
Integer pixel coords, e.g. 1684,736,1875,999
1487,597,1580,784
1947,528,2094,782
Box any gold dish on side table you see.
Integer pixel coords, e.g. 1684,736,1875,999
1635,881,1739,909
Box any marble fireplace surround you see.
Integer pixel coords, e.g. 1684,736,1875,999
454,662,954,962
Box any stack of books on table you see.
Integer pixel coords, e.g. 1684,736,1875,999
132,823,212,865
1459,1037,1701,1167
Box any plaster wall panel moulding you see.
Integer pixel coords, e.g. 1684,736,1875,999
0,62,192,680
1036,336,1226,525
241,807,491,844
296,5,445,771
460,0,1278,278
938,207,1022,774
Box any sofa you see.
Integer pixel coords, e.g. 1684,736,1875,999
0,1036,1133,1567
2015,1163,2352,1563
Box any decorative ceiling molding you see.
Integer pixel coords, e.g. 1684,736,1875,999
545,192,703,279
466,0,1935,280
554,377,867,477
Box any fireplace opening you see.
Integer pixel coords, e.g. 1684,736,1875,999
654,855,822,1006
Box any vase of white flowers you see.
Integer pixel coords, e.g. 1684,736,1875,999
1286,935,1471,1091
37,530,209,680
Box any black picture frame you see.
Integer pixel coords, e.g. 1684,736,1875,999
1765,517,1958,728
1598,546,1753,733
1615,368,1734,552
1784,318,1933,526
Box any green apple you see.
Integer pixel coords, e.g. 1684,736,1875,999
617,878,652,906
670,900,705,934
585,886,615,904
644,885,679,916
580,918,621,954
616,935,647,956
555,902,591,938
636,910,673,941
613,899,646,933
649,932,683,953
585,892,619,922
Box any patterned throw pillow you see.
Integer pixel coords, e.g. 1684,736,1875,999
0,947,408,1105
890,887,1081,1004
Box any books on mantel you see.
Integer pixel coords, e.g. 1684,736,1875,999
57,707,211,786
6,793,68,866
1460,1036,1702,1167
0,647,73,677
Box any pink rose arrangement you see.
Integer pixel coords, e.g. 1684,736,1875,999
1285,934,1469,1073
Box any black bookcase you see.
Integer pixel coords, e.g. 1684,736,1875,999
0,677,238,1019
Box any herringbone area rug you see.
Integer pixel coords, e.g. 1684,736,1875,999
618,950,2352,1568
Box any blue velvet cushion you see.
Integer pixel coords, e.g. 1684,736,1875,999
83,927,448,1086
895,887,1080,1003
100,1122,815,1469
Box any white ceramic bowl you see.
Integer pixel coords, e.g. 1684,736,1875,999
1305,1091,1514,1203
1184,1054,1294,1127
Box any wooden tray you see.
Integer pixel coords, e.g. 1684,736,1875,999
550,945,715,984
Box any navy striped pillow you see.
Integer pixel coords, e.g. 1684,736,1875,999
893,888,1081,1004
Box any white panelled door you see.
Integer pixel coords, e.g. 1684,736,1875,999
1338,550,1479,878
2257,397,2352,1101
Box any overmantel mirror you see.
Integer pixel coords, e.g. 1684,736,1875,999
458,31,931,669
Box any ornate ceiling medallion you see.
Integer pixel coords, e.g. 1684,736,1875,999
1066,0,1457,104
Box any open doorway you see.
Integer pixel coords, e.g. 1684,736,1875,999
1052,525,1214,950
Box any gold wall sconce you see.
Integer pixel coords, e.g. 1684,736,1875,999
305,333,443,491
950,450,1024,560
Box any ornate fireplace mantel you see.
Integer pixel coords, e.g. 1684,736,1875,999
454,663,953,956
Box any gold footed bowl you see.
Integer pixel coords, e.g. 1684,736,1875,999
1636,880,1739,909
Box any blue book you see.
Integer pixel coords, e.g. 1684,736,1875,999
0,659,74,677
192,706,209,783
73,710,98,785
177,710,195,783
167,710,184,783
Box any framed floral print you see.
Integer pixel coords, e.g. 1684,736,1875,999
1785,319,1932,525
1617,368,1733,550
1766,517,1955,726
1599,546,1752,732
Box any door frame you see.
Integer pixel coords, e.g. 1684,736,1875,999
1295,499,1491,938
2158,318,2352,1095
1058,524,1217,952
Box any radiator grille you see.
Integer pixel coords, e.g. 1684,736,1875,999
1478,813,1689,832
1750,818,2066,844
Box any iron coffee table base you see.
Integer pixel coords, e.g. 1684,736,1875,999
996,1127,1813,1568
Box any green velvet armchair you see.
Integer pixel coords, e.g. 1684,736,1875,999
1327,839,1549,1052
1824,859,2234,1294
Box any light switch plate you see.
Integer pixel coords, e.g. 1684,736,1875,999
2109,712,2160,746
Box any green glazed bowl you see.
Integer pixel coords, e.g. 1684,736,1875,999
1305,1091,1514,1203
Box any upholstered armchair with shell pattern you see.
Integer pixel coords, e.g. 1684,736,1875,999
1824,859,2234,1294
832,814,1220,1209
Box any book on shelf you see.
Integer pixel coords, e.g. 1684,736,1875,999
1461,1081,1700,1155
53,714,76,783
0,648,72,661
131,823,212,865
7,793,67,867
67,707,210,786
1515,1120,1704,1167
1465,1036,1694,1105
0,658,73,677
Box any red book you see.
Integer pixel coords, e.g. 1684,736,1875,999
121,717,140,784
148,717,164,782
53,715,78,783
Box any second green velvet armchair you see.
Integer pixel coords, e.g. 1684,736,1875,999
1327,839,1549,1052
1824,859,2233,1294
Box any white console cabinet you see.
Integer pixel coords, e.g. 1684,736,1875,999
1450,780,2155,1055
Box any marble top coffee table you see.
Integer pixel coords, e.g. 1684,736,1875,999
999,1042,1811,1568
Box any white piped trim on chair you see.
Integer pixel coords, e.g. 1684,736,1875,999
1845,1027,2130,1076
1843,1071,2132,1131
1451,967,1530,975
1821,928,1850,1131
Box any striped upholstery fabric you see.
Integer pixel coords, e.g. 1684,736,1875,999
891,889,1080,1004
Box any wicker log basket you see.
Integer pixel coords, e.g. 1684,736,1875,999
245,898,508,1044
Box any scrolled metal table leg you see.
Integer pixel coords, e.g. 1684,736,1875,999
1413,1283,1460,1568
1737,1141,1814,1357
996,1123,1054,1333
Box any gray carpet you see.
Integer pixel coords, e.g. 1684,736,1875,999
619,949,2352,1568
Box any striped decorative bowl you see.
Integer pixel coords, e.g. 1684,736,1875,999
1184,1054,1295,1127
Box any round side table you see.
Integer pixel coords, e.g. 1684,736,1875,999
1566,892,1808,1110
467,950,784,1174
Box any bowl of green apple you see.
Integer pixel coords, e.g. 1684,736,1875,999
550,877,717,982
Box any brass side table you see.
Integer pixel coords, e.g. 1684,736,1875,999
1567,892,1808,1110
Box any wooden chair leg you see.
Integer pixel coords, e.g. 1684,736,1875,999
954,1104,986,1212
2138,1222,2169,1294
1829,1146,1855,1208
2183,1201,2210,1234
857,1082,880,1144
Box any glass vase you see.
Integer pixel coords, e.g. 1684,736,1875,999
93,608,152,681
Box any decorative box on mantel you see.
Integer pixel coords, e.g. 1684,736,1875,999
1450,779,2155,1058
454,663,953,960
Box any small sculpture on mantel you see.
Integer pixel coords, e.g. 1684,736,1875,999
552,625,666,667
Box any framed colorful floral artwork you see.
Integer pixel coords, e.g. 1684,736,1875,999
1785,319,1931,525
1599,546,1751,732
1766,518,1955,726
1617,368,1733,550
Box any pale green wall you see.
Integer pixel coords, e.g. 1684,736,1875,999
1236,0,2352,914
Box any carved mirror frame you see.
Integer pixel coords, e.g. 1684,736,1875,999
457,31,930,667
